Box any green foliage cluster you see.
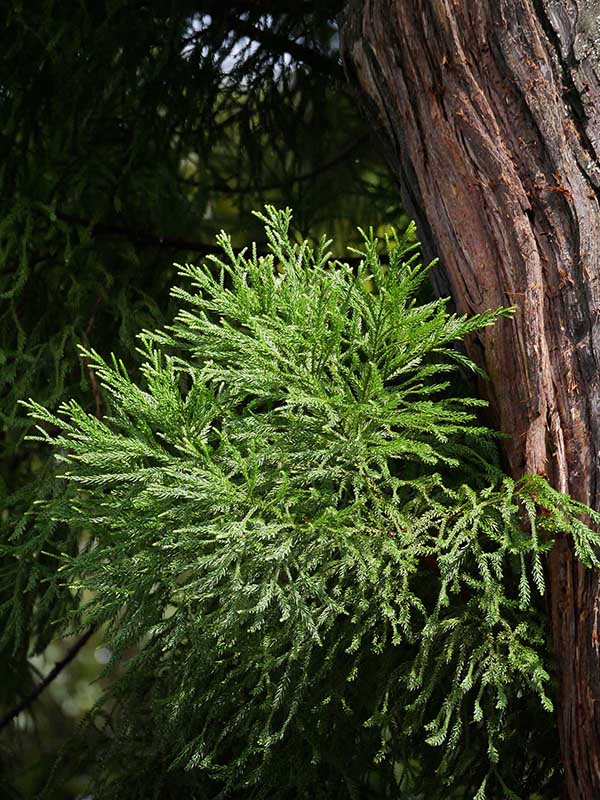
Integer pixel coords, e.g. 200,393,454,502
0,6,400,792
26,208,600,799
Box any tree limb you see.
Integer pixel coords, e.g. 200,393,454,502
0,628,95,734
55,213,227,255
227,16,344,81
183,10,344,81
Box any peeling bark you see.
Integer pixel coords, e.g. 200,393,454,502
340,2,600,796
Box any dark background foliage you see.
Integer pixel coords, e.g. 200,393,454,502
0,2,403,796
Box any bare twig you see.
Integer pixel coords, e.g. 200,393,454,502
0,628,95,734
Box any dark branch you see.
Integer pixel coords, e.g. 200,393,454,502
228,17,344,81
184,9,344,81
55,213,226,255
0,628,95,734
279,133,368,184
181,133,369,193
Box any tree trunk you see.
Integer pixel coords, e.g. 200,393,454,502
340,1,600,797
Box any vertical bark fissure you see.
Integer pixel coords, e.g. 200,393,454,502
537,0,600,511
536,0,600,196
341,2,600,796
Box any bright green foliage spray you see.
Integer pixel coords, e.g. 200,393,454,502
26,208,600,799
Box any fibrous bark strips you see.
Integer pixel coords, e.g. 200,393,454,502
341,2,600,797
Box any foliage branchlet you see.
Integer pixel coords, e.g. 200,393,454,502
25,208,600,799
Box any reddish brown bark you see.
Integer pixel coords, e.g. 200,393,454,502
341,2,600,797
